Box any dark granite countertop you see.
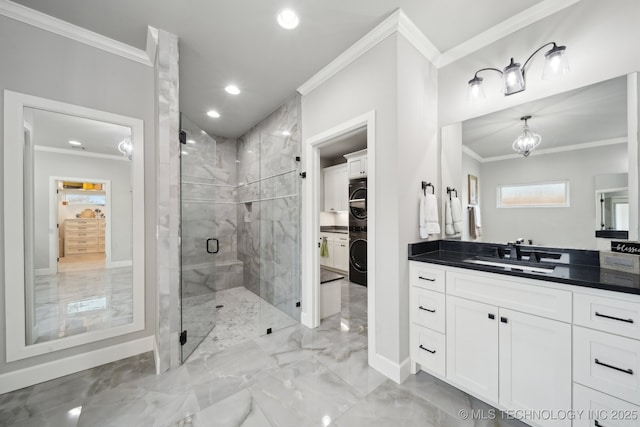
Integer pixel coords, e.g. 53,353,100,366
408,240,640,295
320,226,348,234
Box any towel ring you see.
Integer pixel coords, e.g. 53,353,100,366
446,187,458,200
421,181,434,195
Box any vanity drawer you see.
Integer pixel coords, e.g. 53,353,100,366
411,324,445,377
410,287,445,333
446,270,572,322
574,293,640,340
573,383,640,427
409,262,445,293
574,326,640,406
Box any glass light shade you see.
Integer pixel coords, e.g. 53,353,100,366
503,59,525,95
467,76,485,104
118,137,133,159
543,45,569,80
512,123,541,157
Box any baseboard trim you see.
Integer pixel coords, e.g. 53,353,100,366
300,311,313,329
0,335,154,394
369,351,412,384
108,260,133,268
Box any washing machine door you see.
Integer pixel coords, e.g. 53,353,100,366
349,238,367,272
349,187,367,220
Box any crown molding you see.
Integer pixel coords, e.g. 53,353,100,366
396,10,440,64
461,145,483,162
0,0,153,67
435,0,583,68
297,9,442,96
35,145,129,161
297,10,401,96
146,26,158,64
477,137,627,163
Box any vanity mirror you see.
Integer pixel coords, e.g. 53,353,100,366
441,74,637,250
4,91,145,362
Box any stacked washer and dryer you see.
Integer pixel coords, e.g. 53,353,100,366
348,178,367,286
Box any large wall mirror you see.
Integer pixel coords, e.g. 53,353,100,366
4,90,145,361
441,73,637,250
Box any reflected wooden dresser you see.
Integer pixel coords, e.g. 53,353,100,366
63,218,105,256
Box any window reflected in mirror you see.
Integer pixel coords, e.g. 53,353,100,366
25,107,134,345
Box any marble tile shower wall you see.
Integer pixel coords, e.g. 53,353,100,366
236,95,302,322
181,116,243,295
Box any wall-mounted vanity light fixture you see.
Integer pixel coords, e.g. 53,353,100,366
512,115,541,157
118,136,133,160
467,42,569,103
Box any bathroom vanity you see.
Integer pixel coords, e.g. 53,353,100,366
408,240,640,427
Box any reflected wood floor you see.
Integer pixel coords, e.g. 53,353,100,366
58,253,106,273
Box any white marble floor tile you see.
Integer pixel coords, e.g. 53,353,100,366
9,405,82,427
174,389,272,427
249,358,361,427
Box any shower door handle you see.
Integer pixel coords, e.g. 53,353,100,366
206,238,219,254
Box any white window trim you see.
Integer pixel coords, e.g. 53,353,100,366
497,180,570,208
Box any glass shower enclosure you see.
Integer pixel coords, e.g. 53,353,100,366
179,114,300,362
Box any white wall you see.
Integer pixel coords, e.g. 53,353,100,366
0,15,155,375
438,0,640,127
302,32,438,379
34,151,132,268
479,143,627,248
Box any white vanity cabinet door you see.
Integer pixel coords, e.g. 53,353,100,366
446,295,499,403
499,308,572,427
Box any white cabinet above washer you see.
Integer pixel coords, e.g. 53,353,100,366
344,149,367,179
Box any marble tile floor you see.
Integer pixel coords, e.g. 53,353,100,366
182,286,299,361
1,279,526,427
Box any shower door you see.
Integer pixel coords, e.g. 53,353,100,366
179,114,219,362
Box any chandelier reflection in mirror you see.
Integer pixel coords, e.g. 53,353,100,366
513,115,541,157
467,42,569,103
118,136,133,159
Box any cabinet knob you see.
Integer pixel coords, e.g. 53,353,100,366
500,317,508,323
488,313,495,320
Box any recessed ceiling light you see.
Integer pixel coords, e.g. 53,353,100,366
277,9,299,30
281,130,291,136
186,139,196,144
68,140,82,146
207,110,220,118
225,84,240,95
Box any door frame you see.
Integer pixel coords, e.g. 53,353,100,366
302,110,376,359
45,176,113,274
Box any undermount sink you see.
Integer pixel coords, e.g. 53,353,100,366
464,258,556,274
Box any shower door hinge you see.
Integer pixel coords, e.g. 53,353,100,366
179,330,187,345
299,172,307,178
179,130,187,144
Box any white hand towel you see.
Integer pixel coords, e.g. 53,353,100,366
451,197,463,233
419,193,440,238
473,204,482,228
445,199,455,235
